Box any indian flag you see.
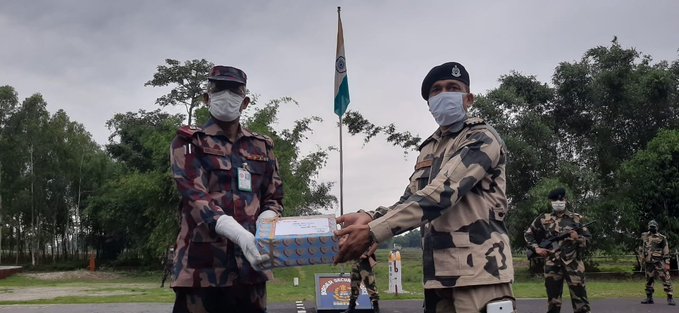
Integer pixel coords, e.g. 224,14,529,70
334,10,350,117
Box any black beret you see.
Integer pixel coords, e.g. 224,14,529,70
547,187,567,201
421,62,470,100
208,65,247,85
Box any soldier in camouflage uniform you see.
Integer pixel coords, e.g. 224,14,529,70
343,253,380,313
524,187,591,313
161,246,175,288
170,65,284,313
335,62,515,313
640,220,675,305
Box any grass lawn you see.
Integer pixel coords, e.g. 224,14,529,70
0,249,654,304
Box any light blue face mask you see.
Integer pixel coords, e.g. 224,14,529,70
427,92,467,127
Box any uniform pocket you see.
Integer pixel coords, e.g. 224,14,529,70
433,232,474,277
409,167,431,191
188,223,228,269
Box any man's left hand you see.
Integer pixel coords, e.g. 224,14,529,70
665,263,671,271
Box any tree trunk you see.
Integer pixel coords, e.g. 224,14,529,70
30,144,36,266
0,161,3,264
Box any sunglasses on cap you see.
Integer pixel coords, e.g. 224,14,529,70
207,81,245,96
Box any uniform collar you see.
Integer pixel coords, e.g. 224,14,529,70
201,118,255,140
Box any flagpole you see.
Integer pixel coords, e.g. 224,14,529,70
339,114,344,217
337,6,344,217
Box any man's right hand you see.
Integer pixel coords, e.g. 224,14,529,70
334,212,373,264
215,215,270,271
535,247,550,257
335,212,373,229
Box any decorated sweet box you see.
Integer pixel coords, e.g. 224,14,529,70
255,214,339,268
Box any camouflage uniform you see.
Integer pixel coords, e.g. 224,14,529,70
365,117,515,312
161,247,175,288
170,117,284,312
525,210,591,313
349,254,379,302
641,230,673,300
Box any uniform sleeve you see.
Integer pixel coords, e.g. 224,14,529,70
171,136,224,229
368,127,503,243
364,185,412,220
640,233,648,257
663,237,671,263
261,143,284,216
575,217,592,247
524,215,544,249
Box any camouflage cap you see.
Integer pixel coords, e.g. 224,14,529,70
208,65,247,85
648,220,658,228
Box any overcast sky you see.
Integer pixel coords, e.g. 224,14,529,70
1,0,678,216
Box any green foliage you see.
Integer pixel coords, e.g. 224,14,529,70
145,59,214,126
612,130,679,251
342,110,422,153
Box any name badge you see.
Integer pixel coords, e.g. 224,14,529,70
237,167,252,192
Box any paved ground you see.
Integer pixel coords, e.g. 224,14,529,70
0,299,678,313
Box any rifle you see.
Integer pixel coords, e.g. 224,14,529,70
527,221,595,260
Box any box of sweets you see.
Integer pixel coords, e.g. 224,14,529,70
255,214,339,268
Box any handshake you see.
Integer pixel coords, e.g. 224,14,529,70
215,211,377,271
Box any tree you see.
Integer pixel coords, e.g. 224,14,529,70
612,130,679,252
145,59,214,126
0,86,19,264
552,41,679,189
86,109,182,263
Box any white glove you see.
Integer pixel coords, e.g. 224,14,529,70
257,210,279,224
215,215,269,271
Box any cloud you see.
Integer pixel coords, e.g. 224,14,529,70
1,0,678,214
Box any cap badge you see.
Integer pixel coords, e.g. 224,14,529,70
451,65,461,77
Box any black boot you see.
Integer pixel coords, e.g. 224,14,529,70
668,295,676,306
342,299,356,313
372,299,380,313
641,293,654,304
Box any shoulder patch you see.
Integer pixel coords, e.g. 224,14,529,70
177,125,202,139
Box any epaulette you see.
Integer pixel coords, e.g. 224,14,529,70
570,212,583,221
177,125,202,140
418,135,436,151
250,131,275,148
464,117,486,127
543,213,552,222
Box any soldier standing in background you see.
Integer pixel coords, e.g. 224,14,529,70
343,252,380,313
640,219,675,305
170,65,284,313
160,246,175,288
335,62,515,313
524,187,591,313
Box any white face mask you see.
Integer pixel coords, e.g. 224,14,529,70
427,92,468,127
208,90,245,122
551,200,566,212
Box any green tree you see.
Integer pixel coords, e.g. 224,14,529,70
145,59,214,126
86,109,182,263
0,86,19,264
612,130,679,251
